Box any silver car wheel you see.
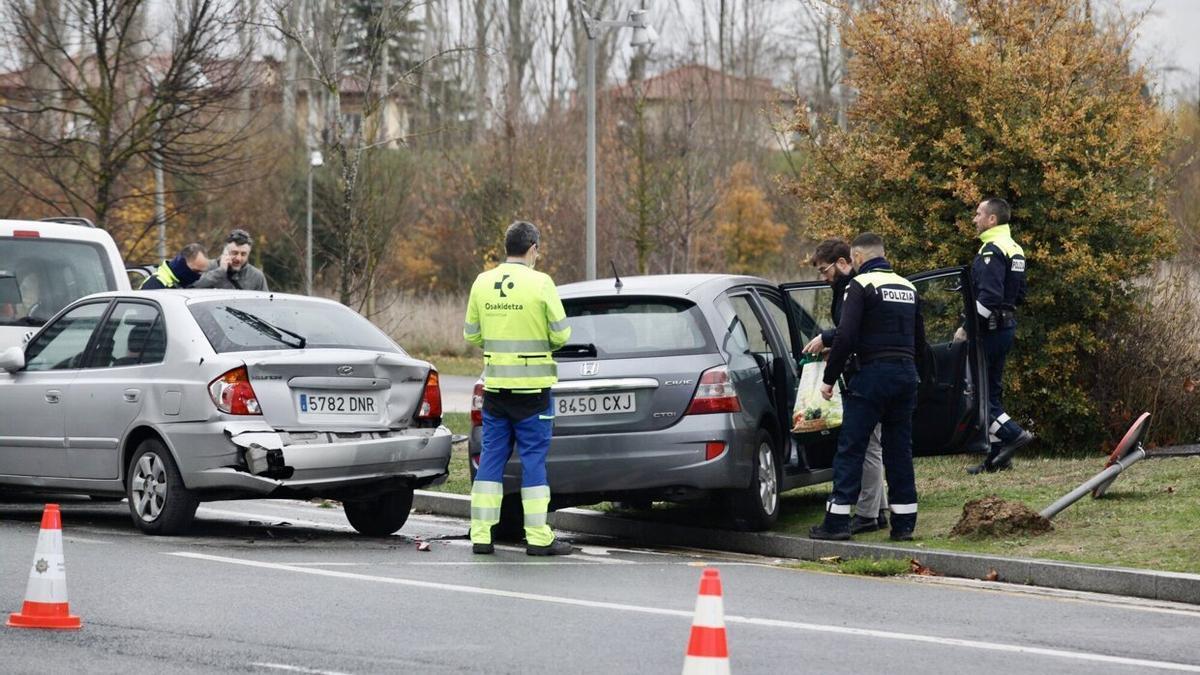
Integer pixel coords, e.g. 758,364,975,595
757,441,778,515
131,452,168,522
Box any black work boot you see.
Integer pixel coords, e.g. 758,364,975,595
876,510,889,530
990,430,1035,469
809,511,852,540
849,515,881,535
527,539,574,556
472,542,495,554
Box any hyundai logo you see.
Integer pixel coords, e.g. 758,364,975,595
337,365,354,376
579,362,599,376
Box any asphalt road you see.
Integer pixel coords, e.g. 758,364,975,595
2,497,1199,674
440,375,475,414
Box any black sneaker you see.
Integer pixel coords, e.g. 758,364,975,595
890,530,914,542
808,524,851,541
472,542,495,554
527,539,574,556
877,511,889,530
849,515,881,535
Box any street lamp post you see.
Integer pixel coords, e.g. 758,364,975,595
307,149,323,296
576,2,657,281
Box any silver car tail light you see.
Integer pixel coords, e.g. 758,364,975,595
685,365,741,415
415,371,442,424
208,366,262,415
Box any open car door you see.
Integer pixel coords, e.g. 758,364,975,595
780,266,988,459
906,267,989,456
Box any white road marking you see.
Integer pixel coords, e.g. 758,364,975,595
63,535,112,545
170,551,1200,673
195,506,467,535
251,662,352,675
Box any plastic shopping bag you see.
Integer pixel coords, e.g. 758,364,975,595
791,355,843,433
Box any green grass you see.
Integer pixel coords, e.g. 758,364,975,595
835,558,912,577
414,353,481,377
768,454,1200,574
431,412,473,495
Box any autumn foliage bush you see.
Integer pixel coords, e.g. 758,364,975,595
789,0,1178,450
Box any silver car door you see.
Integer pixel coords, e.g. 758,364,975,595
68,301,163,479
0,301,108,478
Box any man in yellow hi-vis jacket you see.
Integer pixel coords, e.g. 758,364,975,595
464,221,573,556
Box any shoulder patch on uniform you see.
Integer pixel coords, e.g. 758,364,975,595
982,256,992,265
1011,258,1026,272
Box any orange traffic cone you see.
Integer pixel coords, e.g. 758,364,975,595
682,568,730,674
7,504,81,630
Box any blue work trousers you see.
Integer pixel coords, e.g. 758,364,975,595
825,360,920,533
475,404,554,487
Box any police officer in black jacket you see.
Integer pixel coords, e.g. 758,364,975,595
810,233,925,542
804,238,889,534
956,198,1035,474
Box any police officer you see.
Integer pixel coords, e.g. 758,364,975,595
803,238,888,535
809,233,924,541
464,221,574,556
957,198,1034,474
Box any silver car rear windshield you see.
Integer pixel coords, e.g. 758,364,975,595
189,299,400,353
559,296,713,359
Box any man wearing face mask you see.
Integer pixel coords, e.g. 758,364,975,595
193,228,269,291
809,233,925,542
803,238,888,535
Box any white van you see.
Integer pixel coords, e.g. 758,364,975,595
0,218,130,350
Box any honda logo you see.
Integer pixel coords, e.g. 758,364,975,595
337,365,354,376
579,362,599,376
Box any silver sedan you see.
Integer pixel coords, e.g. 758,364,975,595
0,290,452,535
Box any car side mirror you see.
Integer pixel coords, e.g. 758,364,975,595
0,346,25,373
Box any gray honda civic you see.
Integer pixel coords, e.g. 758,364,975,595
0,291,452,536
468,270,990,531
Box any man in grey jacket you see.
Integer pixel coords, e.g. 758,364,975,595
193,228,269,291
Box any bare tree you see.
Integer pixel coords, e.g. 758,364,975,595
0,0,257,253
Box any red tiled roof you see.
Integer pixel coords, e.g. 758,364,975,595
607,64,792,103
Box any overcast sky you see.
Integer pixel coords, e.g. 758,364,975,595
1127,0,1200,102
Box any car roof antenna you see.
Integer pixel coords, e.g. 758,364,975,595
609,260,623,290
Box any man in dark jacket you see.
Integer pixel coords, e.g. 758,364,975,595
803,238,888,534
193,228,269,291
140,243,209,290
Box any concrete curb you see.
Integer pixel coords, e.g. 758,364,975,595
413,490,1200,605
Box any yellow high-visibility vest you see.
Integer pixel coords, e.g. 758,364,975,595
464,262,571,391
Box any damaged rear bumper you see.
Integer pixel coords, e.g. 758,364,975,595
166,421,452,496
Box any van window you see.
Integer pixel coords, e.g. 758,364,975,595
0,237,115,327
559,296,713,359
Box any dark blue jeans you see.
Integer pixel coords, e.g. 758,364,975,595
826,360,920,533
981,326,1025,445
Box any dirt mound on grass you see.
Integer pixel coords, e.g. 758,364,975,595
950,495,1053,538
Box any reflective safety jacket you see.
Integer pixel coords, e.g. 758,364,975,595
972,224,1026,321
140,256,202,290
464,262,571,392
823,257,926,386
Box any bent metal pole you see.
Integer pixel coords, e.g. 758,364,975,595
1039,445,1147,520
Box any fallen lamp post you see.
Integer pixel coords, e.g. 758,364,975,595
1039,412,1151,520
